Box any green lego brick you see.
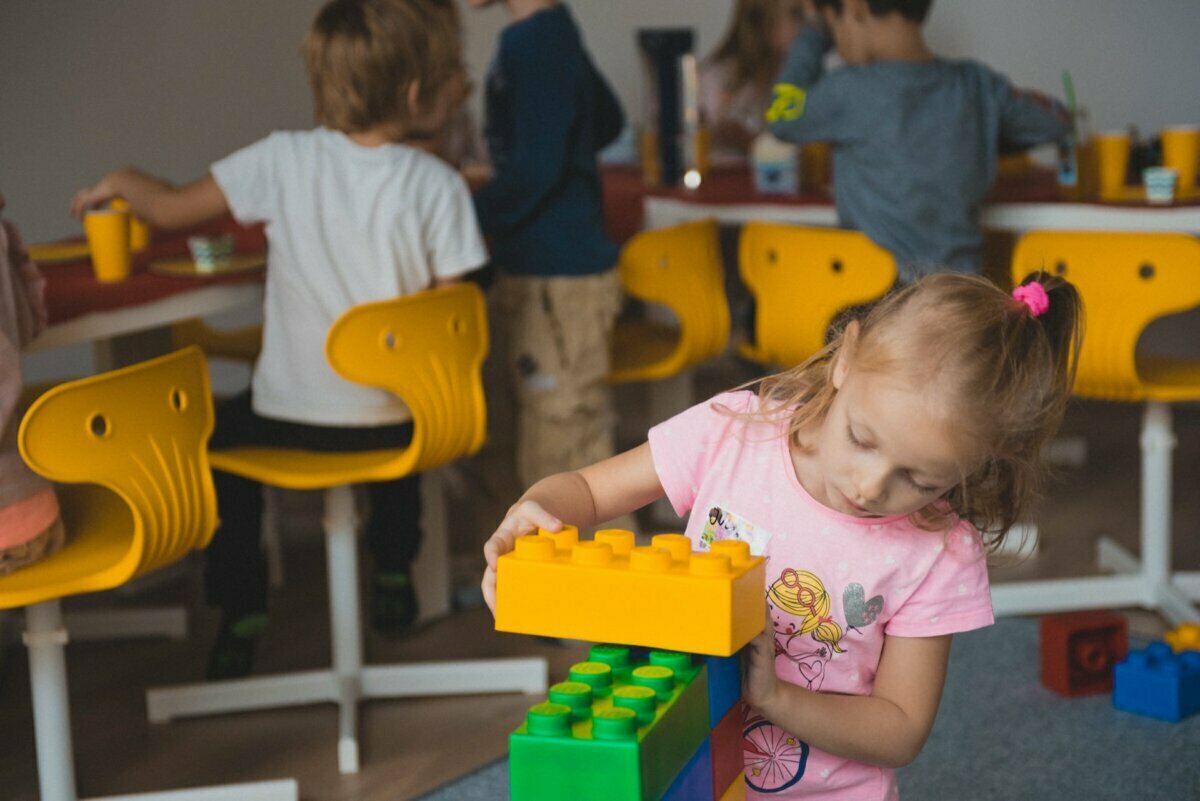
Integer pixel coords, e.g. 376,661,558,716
510,646,711,801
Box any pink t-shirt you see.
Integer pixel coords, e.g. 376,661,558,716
648,391,994,801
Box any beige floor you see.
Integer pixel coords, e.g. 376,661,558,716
1,354,1197,801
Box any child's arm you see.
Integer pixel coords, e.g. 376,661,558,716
481,442,663,612
997,86,1072,153
745,628,952,768
70,169,229,231
591,62,625,154
763,24,846,144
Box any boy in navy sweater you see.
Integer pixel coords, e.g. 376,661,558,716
468,0,626,488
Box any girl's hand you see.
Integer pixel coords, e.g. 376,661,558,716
70,176,117,218
481,499,563,615
743,618,781,716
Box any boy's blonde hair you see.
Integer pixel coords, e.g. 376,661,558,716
753,272,1083,550
304,0,460,134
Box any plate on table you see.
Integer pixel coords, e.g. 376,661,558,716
28,241,90,264
149,253,266,277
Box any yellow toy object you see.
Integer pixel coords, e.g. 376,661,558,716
495,528,766,657
992,231,1200,625
738,222,896,367
1164,623,1200,653
2,347,297,801
609,218,730,384
146,283,547,775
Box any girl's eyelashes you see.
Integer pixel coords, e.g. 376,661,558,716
846,425,868,449
905,473,941,494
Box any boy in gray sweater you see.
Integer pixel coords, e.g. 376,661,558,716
767,0,1070,279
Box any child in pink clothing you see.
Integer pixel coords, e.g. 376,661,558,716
482,271,1082,800
0,193,64,574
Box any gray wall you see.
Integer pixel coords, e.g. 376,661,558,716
3,0,1198,243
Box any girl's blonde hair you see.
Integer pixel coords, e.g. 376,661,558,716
754,272,1083,550
708,0,792,90
304,0,461,135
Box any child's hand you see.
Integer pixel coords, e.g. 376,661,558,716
743,616,780,716
69,175,118,218
481,499,563,615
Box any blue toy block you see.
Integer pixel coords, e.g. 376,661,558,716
705,653,741,728
1113,642,1200,722
662,738,714,801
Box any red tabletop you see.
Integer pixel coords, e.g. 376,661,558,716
41,217,266,326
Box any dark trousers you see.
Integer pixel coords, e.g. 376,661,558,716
205,391,420,618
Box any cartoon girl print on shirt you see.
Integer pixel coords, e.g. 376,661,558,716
767,568,846,692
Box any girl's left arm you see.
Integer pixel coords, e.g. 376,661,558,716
744,630,952,768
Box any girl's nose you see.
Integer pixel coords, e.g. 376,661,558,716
855,464,888,504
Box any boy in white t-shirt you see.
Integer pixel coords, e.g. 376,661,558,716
71,0,487,679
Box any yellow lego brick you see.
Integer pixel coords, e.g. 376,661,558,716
1165,623,1200,653
720,778,746,801
495,527,765,657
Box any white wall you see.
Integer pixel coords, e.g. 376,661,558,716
3,0,1198,245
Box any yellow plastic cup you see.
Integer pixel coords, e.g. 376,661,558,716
109,197,151,251
1161,125,1199,196
84,209,132,282
1094,131,1131,201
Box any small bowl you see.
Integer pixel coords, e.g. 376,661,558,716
187,234,235,272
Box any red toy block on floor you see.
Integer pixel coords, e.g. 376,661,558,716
1040,610,1128,697
711,699,747,796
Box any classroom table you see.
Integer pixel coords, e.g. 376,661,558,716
29,218,266,367
601,163,1200,243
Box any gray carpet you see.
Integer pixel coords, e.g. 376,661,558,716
418,618,1200,800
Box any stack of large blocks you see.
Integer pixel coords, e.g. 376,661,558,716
495,526,765,800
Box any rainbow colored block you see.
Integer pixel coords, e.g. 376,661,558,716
496,527,765,657
509,646,710,801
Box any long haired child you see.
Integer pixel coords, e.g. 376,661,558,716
483,271,1082,799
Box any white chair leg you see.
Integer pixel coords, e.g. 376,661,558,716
25,600,78,801
147,481,549,774
263,486,285,590
324,484,364,773
992,402,1199,626
88,780,298,801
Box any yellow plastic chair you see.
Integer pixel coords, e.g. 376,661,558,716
738,223,897,367
992,231,1200,625
609,218,730,384
145,283,547,774
0,347,296,801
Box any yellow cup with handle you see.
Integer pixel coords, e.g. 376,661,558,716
1094,131,1131,201
109,197,151,251
84,208,132,282
1161,125,1199,197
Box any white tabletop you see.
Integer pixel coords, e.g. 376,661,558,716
644,196,1200,234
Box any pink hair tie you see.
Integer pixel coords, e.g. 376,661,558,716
1012,282,1050,317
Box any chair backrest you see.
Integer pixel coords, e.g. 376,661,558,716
618,218,731,372
325,282,488,474
1012,231,1200,400
739,223,896,367
17,347,217,582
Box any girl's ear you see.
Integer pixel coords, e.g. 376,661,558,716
406,80,422,116
831,319,859,390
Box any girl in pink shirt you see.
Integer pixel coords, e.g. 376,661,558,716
482,271,1081,800
0,194,64,574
